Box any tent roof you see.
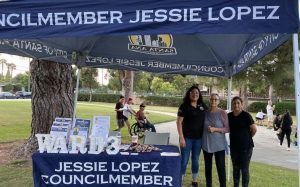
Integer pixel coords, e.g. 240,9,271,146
0,0,297,77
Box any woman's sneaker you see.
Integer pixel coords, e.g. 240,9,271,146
191,182,198,187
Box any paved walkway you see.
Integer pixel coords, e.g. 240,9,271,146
155,121,299,170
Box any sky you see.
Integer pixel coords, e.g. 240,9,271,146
0,53,109,85
0,53,30,77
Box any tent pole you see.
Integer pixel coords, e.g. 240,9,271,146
72,68,81,125
227,76,232,182
292,33,300,186
227,77,232,111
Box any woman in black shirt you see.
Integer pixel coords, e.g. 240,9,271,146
280,110,293,151
177,85,207,187
228,96,257,187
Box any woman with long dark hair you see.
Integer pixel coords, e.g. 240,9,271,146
280,110,293,151
228,96,257,187
177,85,207,187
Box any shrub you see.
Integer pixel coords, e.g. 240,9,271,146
248,101,296,115
143,96,182,107
78,93,121,103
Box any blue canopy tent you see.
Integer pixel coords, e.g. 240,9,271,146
0,0,299,185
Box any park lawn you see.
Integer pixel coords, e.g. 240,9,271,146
0,101,298,186
0,100,177,143
0,101,32,142
182,155,298,187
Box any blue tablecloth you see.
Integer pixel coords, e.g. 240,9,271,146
32,145,181,187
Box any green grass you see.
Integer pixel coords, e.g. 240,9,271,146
0,101,32,142
0,162,33,187
0,101,177,143
182,155,298,187
0,101,298,186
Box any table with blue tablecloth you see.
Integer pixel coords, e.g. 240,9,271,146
32,145,181,187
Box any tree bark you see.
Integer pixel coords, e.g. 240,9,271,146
15,60,73,158
268,85,273,101
119,70,134,99
240,84,249,110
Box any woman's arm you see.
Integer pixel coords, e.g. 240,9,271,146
176,116,186,148
250,123,257,137
210,110,229,133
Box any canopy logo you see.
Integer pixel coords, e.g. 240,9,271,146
128,34,177,55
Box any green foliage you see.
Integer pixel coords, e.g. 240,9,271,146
107,70,121,91
248,101,296,115
3,83,13,92
80,68,99,90
247,102,268,113
12,72,30,90
78,93,121,103
134,72,153,93
143,95,182,107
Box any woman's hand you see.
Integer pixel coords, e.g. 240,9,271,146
179,136,186,148
208,126,216,133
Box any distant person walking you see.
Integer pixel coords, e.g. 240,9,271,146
177,85,207,187
202,93,229,187
228,96,257,187
266,100,275,128
114,95,125,131
279,110,293,151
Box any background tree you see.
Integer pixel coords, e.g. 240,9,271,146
5,62,12,82
119,70,134,99
134,72,153,94
16,60,74,157
107,70,122,92
12,72,30,91
0,58,6,80
250,40,294,100
80,68,99,102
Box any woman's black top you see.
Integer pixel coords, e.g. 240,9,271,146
228,111,254,151
178,102,206,139
281,114,293,130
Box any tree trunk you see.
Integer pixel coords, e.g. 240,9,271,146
240,84,249,110
119,70,134,99
268,85,273,101
89,89,92,102
15,60,73,158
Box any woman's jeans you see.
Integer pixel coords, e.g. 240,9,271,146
280,127,292,148
203,150,226,187
231,148,253,187
180,138,202,175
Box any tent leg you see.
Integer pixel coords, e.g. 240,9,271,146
72,68,81,125
227,77,232,182
227,77,232,111
292,34,300,186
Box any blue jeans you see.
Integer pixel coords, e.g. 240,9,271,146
180,138,202,175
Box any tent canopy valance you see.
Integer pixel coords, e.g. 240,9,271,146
0,0,298,78
0,33,291,77
0,0,297,38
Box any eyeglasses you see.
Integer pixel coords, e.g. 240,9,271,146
210,99,219,101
